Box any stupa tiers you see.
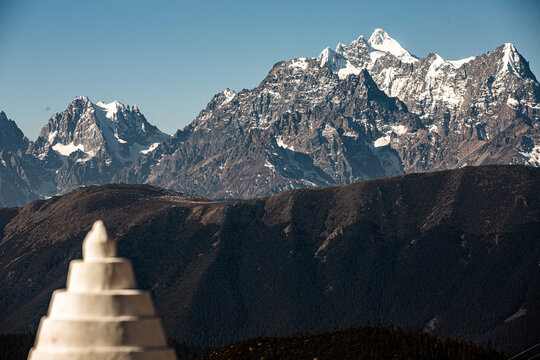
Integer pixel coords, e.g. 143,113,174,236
28,221,176,360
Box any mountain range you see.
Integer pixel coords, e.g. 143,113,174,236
0,28,539,205
0,165,538,353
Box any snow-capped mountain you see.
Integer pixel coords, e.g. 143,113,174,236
28,96,168,195
0,97,169,206
0,28,538,206
317,29,540,171
116,64,422,198
118,29,539,199
33,96,167,162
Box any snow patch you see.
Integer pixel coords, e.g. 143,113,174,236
92,100,166,163
315,238,331,258
520,144,540,166
426,54,448,79
140,142,160,155
499,43,522,78
369,50,386,64
428,124,439,133
318,28,420,81
374,135,390,147
322,124,337,138
264,89,281,98
114,131,127,144
222,89,236,105
507,97,519,109
448,56,475,68
318,29,417,79
95,100,122,120
276,136,295,151
52,142,85,156
76,156,92,163
391,124,407,135
264,160,275,171
290,58,309,70
337,61,362,79
373,125,407,147
317,47,347,71
48,131,58,143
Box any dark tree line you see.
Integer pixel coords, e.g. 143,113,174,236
0,323,509,360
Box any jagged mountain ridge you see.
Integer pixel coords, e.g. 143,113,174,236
33,96,167,163
117,66,420,198
0,28,539,205
31,96,169,195
118,28,539,198
0,112,54,206
0,98,169,206
0,165,538,353
319,30,540,171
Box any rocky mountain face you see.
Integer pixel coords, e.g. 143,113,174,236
0,112,54,206
0,165,538,353
0,29,538,205
118,66,419,199
0,98,168,206
30,96,168,195
118,29,539,198
320,30,540,172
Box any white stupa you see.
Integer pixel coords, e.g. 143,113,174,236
28,220,177,360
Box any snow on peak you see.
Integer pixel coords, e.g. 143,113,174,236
448,56,475,68
499,43,522,78
368,28,391,46
426,53,478,76
290,57,309,70
93,101,164,163
317,29,418,79
317,47,347,71
222,89,237,105
52,142,86,157
317,47,361,79
368,28,418,63
426,54,447,78
95,100,124,121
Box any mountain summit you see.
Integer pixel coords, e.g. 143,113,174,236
0,29,539,205
117,28,539,199
367,28,418,63
29,96,168,195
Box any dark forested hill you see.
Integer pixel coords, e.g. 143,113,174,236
0,323,508,360
0,165,538,353
201,323,507,360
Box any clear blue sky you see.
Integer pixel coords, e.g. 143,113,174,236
1,0,539,139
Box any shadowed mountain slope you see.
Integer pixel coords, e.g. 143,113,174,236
0,165,538,353
201,323,507,360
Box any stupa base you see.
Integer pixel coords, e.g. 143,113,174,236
28,346,176,360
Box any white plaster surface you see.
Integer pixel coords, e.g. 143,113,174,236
28,221,176,360
67,259,137,292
